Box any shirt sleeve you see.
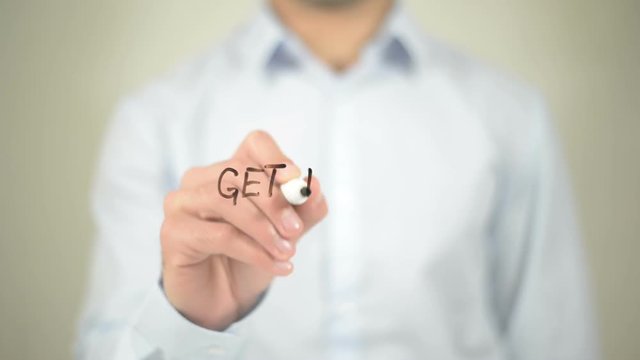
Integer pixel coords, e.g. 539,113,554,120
74,95,257,360
488,95,601,359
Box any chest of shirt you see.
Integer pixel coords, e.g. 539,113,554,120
161,73,503,356
166,73,498,279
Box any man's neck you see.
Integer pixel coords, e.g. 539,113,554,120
270,0,394,72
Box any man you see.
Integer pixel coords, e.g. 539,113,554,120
76,0,599,359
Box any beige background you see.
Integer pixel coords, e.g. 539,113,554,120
1,0,638,359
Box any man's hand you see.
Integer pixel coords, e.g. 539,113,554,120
160,130,328,331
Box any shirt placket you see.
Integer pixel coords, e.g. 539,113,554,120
323,79,365,360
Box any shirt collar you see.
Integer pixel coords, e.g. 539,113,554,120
244,1,422,74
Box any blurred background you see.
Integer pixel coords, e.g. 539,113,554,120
1,0,638,358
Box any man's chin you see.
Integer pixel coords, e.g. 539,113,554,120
298,0,366,9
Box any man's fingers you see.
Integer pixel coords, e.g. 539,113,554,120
242,169,305,240
167,158,305,241
235,130,301,183
164,181,296,261
167,175,327,244
162,218,293,276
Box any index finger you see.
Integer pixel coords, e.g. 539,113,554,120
234,130,301,184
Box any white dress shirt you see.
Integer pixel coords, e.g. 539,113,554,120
75,3,599,360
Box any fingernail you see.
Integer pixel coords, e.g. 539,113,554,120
275,238,294,255
273,261,293,273
281,208,302,233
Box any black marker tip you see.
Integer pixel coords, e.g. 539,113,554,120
300,187,311,197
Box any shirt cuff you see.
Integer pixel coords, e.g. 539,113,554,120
132,281,249,359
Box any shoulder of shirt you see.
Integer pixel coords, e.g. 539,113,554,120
113,20,253,122
413,32,552,156
418,34,546,115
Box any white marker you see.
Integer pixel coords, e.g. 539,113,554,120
281,169,312,205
